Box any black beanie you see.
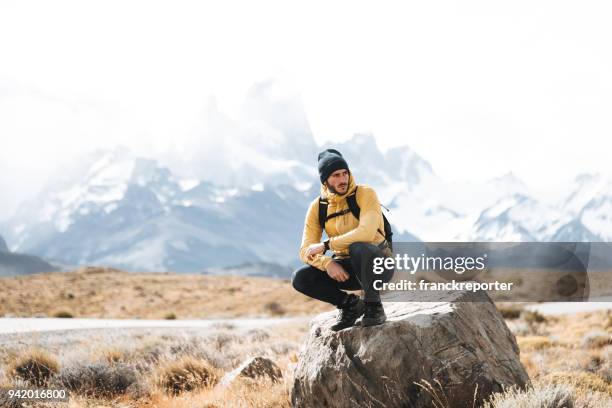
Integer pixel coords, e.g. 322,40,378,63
318,149,349,183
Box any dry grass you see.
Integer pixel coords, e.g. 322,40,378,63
543,371,612,395
147,376,292,408
496,303,524,320
517,336,553,351
6,347,60,387
581,331,612,349
53,360,141,398
0,319,309,407
522,310,547,324
92,347,128,365
506,309,612,407
0,269,610,407
154,356,218,395
2,310,608,407
605,313,612,330
513,377,612,408
0,267,333,319
483,382,574,408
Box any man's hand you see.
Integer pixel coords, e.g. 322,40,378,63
305,242,325,259
326,260,349,282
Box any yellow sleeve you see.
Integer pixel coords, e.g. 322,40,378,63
329,187,381,252
299,199,333,270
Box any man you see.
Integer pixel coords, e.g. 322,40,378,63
292,149,394,331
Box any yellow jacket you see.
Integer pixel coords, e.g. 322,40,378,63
299,174,386,270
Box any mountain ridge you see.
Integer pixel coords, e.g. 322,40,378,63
2,140,609,274
1,79,610,274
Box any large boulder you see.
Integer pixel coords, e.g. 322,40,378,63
291,290,530,408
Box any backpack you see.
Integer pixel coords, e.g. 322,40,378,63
318,186,393,250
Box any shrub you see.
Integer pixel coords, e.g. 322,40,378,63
210,332,240,349
52,310,74,318
155,356,218,395
246,328,270,342
523,310,546,324
581,331,612,349
264,301,286,316
7,348,60,386
53,360,139,398
497,305,522,320
94,347,127,364
483,383,574,408
164,312,177,320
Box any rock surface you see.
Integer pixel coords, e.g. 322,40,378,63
221,356,282,386
291,290,530,408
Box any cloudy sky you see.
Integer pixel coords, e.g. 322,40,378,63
1,1,612,219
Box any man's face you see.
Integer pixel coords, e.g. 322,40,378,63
326,169,350,194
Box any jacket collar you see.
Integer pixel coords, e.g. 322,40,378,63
320,173,357,204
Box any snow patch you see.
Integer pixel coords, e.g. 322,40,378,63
179,179,199,191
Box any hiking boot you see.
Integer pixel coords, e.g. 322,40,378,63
330,294,365,331
362,302,386,327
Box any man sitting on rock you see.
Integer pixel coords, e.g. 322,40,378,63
292,149,394,331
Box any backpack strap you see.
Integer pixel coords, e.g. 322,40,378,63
346,186,360,220
319,186,391,246
346,186,389,243
318,197,328,231
320,187,359,231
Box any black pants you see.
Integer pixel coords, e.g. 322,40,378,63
291,241,394,306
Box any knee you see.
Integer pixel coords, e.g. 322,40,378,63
291,265,311,292
349,241,371,257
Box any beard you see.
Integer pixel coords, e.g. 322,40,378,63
328,182,348,195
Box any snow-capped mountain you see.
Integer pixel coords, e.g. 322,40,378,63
4,136,610,275
377,169,533,241
562,173,611,216
462,173,612,242
2,141,611,273
2,79,611,274
0,129,432,273
561,173,612,241
470,194,572,241
551,219,602,242
1,148,318,272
